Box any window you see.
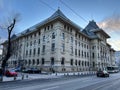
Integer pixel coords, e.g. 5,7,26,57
61,57,65,65
34,33,36,37
82,50,83,57
33,48,36,55
87,52,89,57
34,40,36,45
75,60,77,66
30,41,32,46
42,58,45,65
64,25,66,29
51,57,54,65
71,46,73,54
26,50,28,56
79,61,81,66
39,32,41,35
51,24,53,29
62,43,65,52
42,45,45,53
75,49,77,56
75,40,77,45
84,52,86,57
62,33,65,39
79,50,80,56
93,62,95,67
70,59,73,65
47,26,50,30
38,48,40,55
37,59,39,65
43,36,45,42
29,49,32,56
33,59,35,65
52,32,55,39
51,43,55,51
71,37,73,43
27,42,29,47
38,39,40,44
29,60,31,65
92,53,94,58
82,61,84,66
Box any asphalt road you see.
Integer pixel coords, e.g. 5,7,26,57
1,73,120,90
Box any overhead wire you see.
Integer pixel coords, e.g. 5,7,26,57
60,0,88,23
38,0,56,11
60,0,99,29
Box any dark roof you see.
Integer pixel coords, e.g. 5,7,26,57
84,20,99,30
82,20,110,38
16,9,82,38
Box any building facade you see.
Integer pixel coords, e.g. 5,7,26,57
2,9,115,72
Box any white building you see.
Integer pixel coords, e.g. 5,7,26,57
2,9,115,72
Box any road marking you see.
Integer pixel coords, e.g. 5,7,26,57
41,86,59,90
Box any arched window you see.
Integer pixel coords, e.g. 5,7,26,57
51,57,54,65
42,58,45,65
61,57,65,65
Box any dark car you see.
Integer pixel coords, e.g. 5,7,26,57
96,70,109,77
5,70,18,77
22,68,41,74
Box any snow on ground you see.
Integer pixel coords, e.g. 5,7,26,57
2,71,96,82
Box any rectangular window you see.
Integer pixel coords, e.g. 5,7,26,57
79,50,80,56
43,36,45,42
42,45,45,53
26,50,28,56
62,33,65,40
71,37,73,43
62,43,65,52
33,48,36,55
71,46,73,54
38,39,40,44
38,48,40,55
51,43,55,51
29,49,32,56
75,49,77,55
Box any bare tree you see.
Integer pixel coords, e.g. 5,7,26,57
0,13,20,81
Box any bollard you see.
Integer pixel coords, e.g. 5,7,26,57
22,74,24,80
56,73,57,76
26,75,28,78
14,76,16,80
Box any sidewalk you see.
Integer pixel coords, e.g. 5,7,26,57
2,71,96,82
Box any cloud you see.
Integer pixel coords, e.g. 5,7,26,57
107,39,120,51
98,13,120,33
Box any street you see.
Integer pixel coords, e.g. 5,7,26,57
0,73,120,90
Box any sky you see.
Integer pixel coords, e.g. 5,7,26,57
0,0,120,52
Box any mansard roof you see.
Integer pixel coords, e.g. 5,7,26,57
82,20,110,38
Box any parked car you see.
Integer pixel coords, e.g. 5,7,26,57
15,67,21,72
96,70,109,77
22,68,41,74
5,70,18,77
